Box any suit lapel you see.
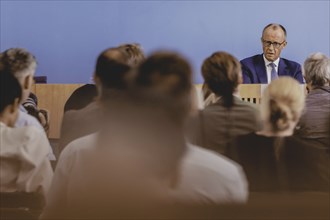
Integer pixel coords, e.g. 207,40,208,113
278,58,288,77
255,55,268,83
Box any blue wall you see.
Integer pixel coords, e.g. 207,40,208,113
1,1,329,84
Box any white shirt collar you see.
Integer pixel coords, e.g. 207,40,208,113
263,54,280,67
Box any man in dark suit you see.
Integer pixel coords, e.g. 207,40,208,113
241,23,304,84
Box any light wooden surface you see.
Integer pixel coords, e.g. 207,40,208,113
194,84,262,107
33,84,83,139
238,84,262,104
31,84,263,139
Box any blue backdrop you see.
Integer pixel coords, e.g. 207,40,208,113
1,1,329,83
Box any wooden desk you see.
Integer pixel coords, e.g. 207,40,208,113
31,84,266,139
32,84,83,139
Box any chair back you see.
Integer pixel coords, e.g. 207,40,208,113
0,192,44,220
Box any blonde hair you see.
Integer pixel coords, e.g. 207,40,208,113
261,77,305,133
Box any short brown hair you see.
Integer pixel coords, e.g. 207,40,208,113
202,51,241,108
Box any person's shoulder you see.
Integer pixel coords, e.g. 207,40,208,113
184,143,243,176
240,54,262,63
16,110,43,130
61,132,98,158
1,125,50,158
8,124,46,143
180,143,248,203
280,57,301,67
64,101,99,120
58,132,99,171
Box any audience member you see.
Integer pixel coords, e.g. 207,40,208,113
0,70,53,201
294,52,330,185
59,47,130,154
63,43,144,113
226,77,328,192
187,51,261,154
59,44,144,154
0,48,55,160
240,23,304,84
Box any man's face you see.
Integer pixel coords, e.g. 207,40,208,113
261,28,287,62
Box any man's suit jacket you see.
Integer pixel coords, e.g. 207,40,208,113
240,54,304,84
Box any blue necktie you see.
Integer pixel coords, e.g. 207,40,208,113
269,63,278,81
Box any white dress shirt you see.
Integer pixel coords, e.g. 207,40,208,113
0,122,54,198
16,105,56,161
43,132,247,216
263,55,280,84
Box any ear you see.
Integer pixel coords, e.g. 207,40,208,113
282,41,287,48
23,75,33,90
306,81,313,92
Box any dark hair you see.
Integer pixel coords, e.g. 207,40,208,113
135,51,192,123
262,23,287,37
95,48,131,90
0,48,37,78
136,51,192,97
201,51,241,108
0,70,22,113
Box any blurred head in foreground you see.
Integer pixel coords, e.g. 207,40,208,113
99,51,192,185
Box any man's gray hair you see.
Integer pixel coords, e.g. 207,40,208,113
303,52,330,87
0,48,37,78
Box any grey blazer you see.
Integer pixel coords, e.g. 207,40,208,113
186,96,262,154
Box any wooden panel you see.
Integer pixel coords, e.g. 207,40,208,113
30,84,36,94
34,84,83,139
32,84,263,138
195,84,262,106
238,84,261,104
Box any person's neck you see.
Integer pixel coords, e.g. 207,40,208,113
308,83,329,91
0,116,11,127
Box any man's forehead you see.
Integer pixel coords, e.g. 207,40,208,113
263,27,285,37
